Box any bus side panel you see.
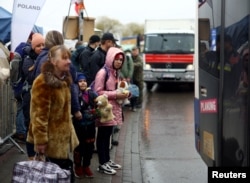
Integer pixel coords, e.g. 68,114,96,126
197,0,250,167
221,0,250,166
197,68,219,166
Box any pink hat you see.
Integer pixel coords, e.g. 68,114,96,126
31,33,45,49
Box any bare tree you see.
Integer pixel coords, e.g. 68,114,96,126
95,16,123,33
122,22,144,37
95,16,144,38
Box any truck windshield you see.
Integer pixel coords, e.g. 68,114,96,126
144,33,194,53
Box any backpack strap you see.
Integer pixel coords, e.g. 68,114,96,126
89,65,109,91
103,65,109,84
102,65,109,90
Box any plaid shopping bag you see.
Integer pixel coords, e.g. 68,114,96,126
12,160,71,183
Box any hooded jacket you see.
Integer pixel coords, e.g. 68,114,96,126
120,54,134,80
94,47,125,127
27,61,79,159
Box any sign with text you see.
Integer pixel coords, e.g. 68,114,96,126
200,98,217,113
11,0,46,51
208,167,250,183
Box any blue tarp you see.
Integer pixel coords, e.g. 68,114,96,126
224,14,249,50
215,14,249,50
0,6,43,44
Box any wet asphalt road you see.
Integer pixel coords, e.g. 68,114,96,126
140,83,207,183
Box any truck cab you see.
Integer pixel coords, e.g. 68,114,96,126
143,19,195,90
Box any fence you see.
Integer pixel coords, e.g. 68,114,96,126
0,82,25,153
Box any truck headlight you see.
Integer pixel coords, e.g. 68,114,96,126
145,64,151,69
186,64,194,71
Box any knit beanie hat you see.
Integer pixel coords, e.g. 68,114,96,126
89,35,100,44
31,33,45,49
77,73,86,81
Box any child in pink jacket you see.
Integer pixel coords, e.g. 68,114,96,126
94,47,129,175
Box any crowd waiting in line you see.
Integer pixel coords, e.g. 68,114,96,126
0,30,144,182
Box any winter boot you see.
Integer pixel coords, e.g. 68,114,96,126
83,166,94,178
73,150,84,178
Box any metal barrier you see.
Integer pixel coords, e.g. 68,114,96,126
0,82,25,153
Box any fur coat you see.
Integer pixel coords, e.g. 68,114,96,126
27,61,79,159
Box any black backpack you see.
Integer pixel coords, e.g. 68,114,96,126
9,52,27,99
71,45,86,72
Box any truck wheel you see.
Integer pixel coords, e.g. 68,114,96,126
146,82,154,91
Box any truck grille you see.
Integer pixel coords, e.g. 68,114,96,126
149,63,189,69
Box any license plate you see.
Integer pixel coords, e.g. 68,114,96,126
162,74,175,78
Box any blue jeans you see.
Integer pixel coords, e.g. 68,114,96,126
15,99,26,134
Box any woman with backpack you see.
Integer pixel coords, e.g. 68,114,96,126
94,47,129,175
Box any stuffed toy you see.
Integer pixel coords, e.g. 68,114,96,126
116,80,130,105
95,94,115,123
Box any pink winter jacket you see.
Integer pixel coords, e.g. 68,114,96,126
94,47,125,127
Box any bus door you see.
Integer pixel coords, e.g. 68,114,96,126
195,0,250,167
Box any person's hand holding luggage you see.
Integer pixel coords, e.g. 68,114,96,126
35,144,47,154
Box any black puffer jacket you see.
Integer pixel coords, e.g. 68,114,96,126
88,47,107,85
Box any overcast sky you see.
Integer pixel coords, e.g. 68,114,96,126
0,0,196,33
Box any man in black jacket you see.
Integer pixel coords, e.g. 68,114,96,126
79,35,100,85
88,33,117,85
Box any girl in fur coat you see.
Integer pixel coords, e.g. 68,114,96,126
26,45,79,183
